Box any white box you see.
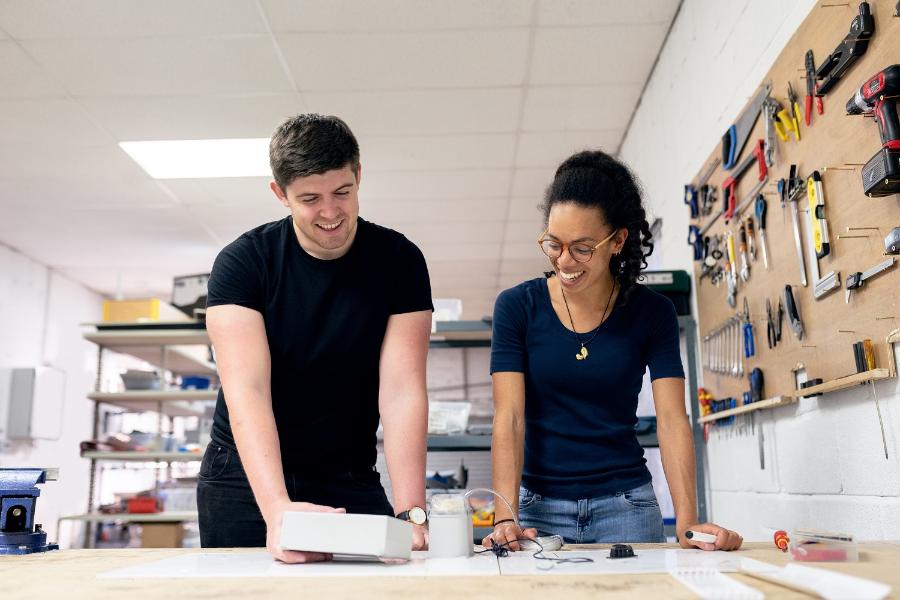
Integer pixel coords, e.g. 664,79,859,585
279,512,412,560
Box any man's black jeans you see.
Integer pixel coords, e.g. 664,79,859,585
197,442,394,547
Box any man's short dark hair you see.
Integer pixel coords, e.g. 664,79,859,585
269,114,360,190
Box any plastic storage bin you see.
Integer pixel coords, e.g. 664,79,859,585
789,529,858,562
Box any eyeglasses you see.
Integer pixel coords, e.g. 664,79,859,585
537,229,617,263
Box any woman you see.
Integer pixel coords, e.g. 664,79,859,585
485,150,741,551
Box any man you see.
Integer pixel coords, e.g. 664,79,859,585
199,114,432,562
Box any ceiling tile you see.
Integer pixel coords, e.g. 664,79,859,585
504,220,543,243
419,242,500,262
0,175,175,210
401,221,504,248
502,240,543,261
304,88,522,136
515,130,622,168
530,24,668,86
0,40,66,98
81,95,305,141
22,36,293,97
0,0,267,39
0,98,111,145
361,169,511,200
168,177,275,205
189,200,288,244
0,205,201,238
277,30,530,91
511,167,555,197
0,143,157,181
364,197,508,225
426,259,500,287
507,195,545,222
263,0,534,32
537,0,679,26
363,134,516,171
522,85,641,131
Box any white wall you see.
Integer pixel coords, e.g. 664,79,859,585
619,0,900,540
0,242,104,548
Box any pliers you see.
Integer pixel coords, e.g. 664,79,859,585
804,49,824,126
766,298,776,349
743,297,755,358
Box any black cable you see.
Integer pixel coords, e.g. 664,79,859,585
476,537,594,564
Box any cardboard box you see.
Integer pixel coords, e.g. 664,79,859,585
140,523,184,548
103,298,192,323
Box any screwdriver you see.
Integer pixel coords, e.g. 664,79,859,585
755,194,770,270
746,216,757,262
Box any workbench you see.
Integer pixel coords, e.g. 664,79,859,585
4,542,898,599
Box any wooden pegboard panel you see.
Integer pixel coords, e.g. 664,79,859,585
691,1,900,402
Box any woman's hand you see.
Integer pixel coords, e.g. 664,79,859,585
678,522,743,551
482,521,538,552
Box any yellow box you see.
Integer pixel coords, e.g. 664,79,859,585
102,299,191,323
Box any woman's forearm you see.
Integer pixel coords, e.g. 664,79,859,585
491,406,524,520
657,415,698,526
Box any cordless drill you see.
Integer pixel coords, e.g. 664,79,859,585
846,65,900,197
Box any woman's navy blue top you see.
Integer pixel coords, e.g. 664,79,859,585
490,277,685,500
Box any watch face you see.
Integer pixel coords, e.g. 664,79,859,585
409,506,427,525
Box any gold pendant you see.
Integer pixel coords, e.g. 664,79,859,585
576,346,588,361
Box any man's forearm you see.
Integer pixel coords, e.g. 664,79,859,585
491,409,524,520
381,393,427,512
657,416,698,525
227,390,290,523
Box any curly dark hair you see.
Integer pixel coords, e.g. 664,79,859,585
540,150,654,304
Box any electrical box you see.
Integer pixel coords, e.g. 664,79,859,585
0,367,65,441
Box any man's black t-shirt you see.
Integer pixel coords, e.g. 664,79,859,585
206,217,433,473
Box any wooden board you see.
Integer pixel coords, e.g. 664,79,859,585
691,1,900,404
7,543,900,600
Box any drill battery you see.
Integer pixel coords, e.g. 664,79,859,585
861,145,900,197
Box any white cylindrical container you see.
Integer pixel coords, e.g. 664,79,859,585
428,493,473,558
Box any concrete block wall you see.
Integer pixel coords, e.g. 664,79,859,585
619,0,900,540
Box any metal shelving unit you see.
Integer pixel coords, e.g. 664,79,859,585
78,321,216,548
80,451,204,462
86,390,215,418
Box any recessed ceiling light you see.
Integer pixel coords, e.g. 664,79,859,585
119,138,270,179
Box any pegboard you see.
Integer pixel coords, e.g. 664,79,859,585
690,1,900,403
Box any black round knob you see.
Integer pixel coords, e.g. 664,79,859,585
608,544,636,559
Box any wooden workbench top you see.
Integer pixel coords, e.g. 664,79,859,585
3,542,898,599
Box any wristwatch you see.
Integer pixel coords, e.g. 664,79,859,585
395,506,427,526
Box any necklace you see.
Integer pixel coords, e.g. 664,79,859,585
559,277,617,361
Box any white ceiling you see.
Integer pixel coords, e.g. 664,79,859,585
0,0,679,319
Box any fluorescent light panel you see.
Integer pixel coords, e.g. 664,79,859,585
119,138,271,179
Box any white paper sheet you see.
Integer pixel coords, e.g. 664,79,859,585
98,551,500,579
496,549,745,576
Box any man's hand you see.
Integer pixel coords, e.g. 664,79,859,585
482,521,537,552
264,500,346,563
412,523,428,551
678,522,743,551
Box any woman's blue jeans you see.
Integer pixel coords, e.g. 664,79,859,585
518,481,665,543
